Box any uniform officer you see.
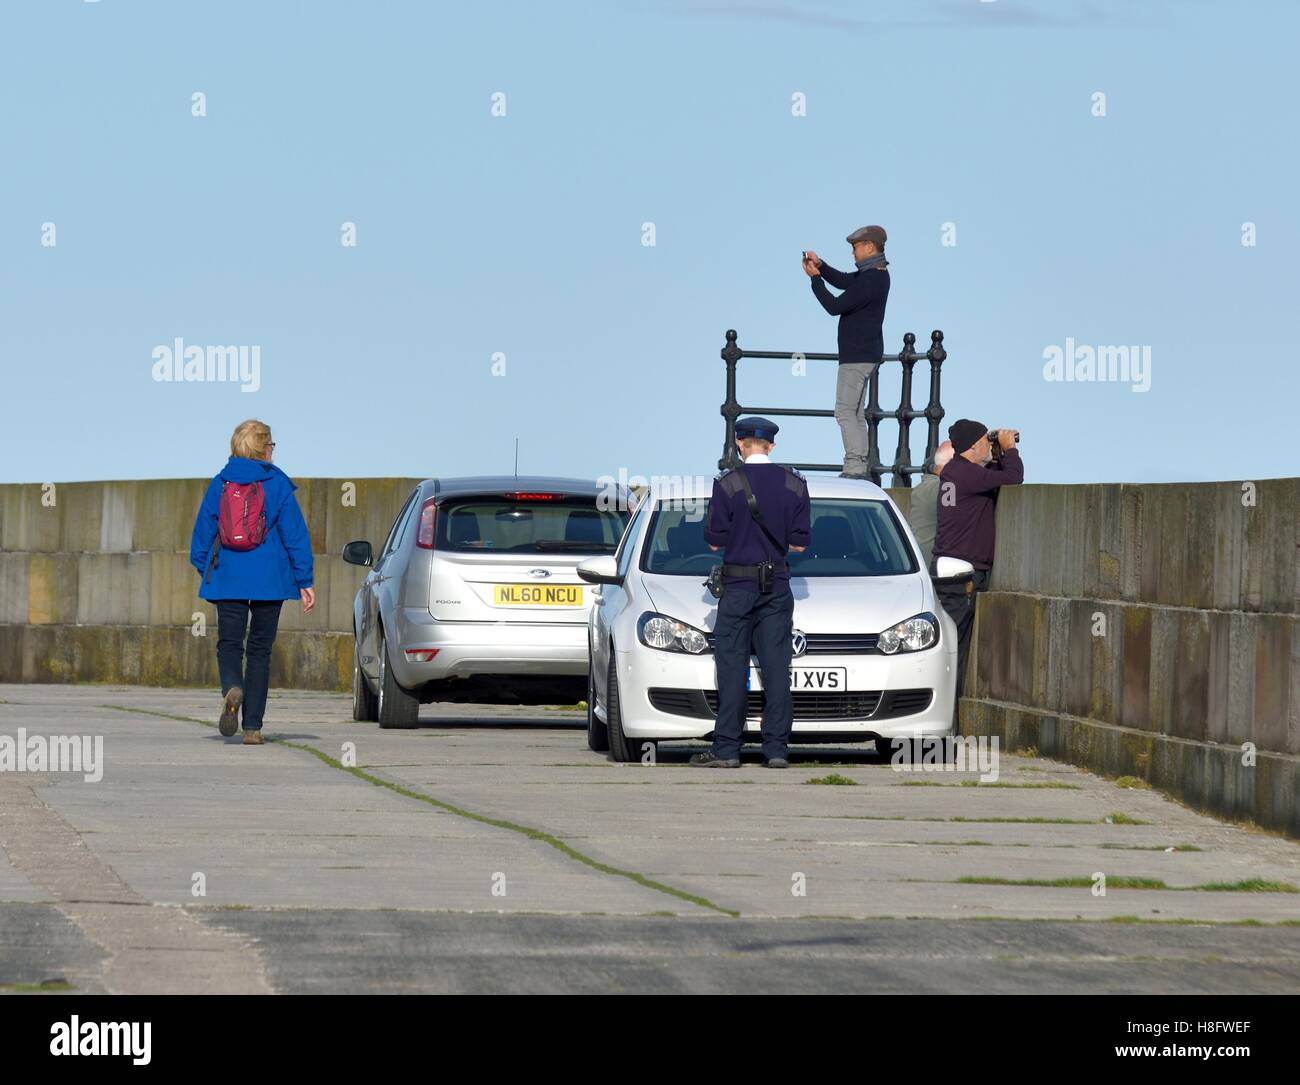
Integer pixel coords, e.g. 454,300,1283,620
693,417,811,769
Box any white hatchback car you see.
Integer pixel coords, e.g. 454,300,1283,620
578,474,973,762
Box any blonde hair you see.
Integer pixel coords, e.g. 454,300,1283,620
231,419,273,460
739,436,773,456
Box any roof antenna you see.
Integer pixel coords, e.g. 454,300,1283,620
514,437,519,478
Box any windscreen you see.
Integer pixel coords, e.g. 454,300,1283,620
642,498,916,576
436,497,628,553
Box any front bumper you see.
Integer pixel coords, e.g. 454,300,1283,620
390,607,588,687
611,642,957,741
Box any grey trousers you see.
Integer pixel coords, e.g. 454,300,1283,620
834,362,877,473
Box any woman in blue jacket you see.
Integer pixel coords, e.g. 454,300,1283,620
189,420,315,745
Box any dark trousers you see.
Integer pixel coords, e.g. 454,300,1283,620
712,587,795,761
215,600,284,731
933,569,990,723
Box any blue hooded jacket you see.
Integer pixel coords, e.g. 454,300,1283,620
189,457,315,602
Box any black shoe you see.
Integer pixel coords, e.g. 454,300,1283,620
764,757,790,769
219,687,243,737
689,751,741,768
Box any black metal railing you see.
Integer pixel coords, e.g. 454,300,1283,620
717,328,947,487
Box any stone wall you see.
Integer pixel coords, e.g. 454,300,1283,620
2,475,1297,836
0,478,424,692
912,480,1299,839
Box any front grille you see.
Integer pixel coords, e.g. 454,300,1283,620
802,632,880,654
704,632,881,654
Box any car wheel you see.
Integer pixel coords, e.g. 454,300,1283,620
586,655,608,752
874,736,897,760
376,627,420,729
606,653,652,763
352,635,378,722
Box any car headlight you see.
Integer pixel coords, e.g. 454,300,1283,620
877,612,939,654
637,612,710,654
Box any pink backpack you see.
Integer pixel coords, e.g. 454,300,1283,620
217,480,268,551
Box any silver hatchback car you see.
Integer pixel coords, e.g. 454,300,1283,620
343,476,629,727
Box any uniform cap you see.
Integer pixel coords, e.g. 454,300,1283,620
735,416,780,441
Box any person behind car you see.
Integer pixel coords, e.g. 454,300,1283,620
931,419,1024,707
188,419,315,745
694,417,811,769
907,439,954,570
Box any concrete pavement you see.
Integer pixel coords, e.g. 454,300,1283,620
2,684,1297,994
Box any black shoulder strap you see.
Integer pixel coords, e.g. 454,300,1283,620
736,466,786,558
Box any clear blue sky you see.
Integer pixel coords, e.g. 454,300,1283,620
3,0,1296,486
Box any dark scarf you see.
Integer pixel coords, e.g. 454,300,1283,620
855,252,888,271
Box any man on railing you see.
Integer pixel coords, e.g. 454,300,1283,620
802,225,891,479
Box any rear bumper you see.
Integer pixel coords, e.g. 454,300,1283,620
389,608,588,687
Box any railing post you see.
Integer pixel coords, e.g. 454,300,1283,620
718,329,743,471
923,329,946,470
892,332,917,487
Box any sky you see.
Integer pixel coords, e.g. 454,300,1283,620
2,0,1296,487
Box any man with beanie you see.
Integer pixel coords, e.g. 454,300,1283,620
932,419,1024,712
802,225,891,479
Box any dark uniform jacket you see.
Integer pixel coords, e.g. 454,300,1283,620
704,461,812,591
932,448,1024,571
811,261,890,365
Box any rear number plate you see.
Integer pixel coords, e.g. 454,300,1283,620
493,584,583,606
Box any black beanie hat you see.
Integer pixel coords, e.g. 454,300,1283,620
949,418,988,455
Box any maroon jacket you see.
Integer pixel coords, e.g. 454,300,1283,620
932,448,1024,571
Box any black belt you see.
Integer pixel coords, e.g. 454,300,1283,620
722,560,787,577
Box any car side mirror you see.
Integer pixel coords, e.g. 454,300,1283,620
342,540,374,567
931,555,975,583
577,555,622,586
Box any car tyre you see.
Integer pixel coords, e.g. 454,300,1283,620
586,656,608,752
606,652,653,763
352,635,378,722
376,627,420,729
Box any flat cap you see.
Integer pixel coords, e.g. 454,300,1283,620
846,224,887,247
735,416,780,441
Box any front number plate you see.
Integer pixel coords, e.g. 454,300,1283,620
493,584,584,607
747,667,847,691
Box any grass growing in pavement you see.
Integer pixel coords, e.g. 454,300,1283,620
101,704,739,917
957,876,1298,893
1100,843,1203,852
1114,776,1152,789
898,780,1080,789
960,875,1167,890
0,979,73,992
1196,879,1299,893
1104,813,1149,825
804,773,858,786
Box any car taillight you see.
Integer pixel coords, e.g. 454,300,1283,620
416,498,437,548
404,648,439,663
